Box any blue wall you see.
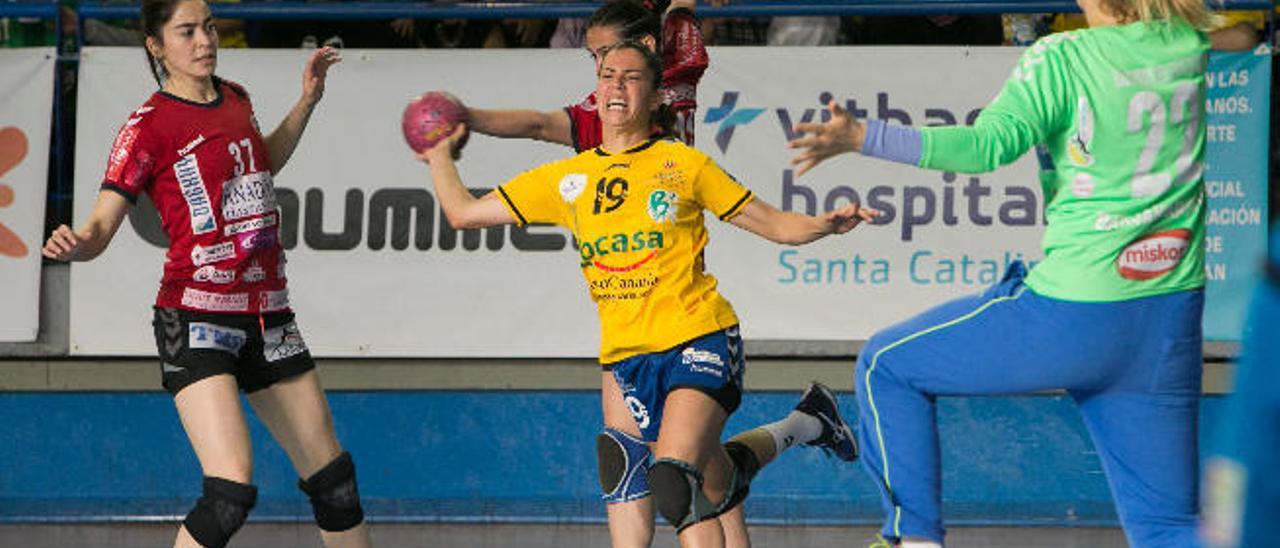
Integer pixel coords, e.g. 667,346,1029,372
0,391,1226,525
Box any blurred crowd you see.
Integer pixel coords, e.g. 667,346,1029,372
1,1,1273,50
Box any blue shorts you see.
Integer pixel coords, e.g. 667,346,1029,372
606,326,745,442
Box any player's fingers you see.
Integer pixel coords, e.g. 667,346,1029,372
792,122,824,135
52,227,78,249
449,123,468,143
787,136,820,151
828,99,848,118
789,150,815,166
793,158,817,178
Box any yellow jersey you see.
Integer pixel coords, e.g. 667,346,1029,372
495,138,753,364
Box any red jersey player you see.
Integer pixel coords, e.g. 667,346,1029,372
464,0,709,151
42,1,370,547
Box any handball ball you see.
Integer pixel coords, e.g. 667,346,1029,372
402,91,467,154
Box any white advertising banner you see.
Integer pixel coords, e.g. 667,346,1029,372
701,47,1042,344
0,48,54,342
72,46,1252,356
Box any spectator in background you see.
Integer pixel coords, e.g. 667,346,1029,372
388,18,504,48
767,16,841,45
1044,9,1261,51
699,0,769,45
61,0,246,47
852,14,1004,45
550,16,589,48
0,16,55,48
1206,9,1263,51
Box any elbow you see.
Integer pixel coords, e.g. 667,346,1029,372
444,210,485,230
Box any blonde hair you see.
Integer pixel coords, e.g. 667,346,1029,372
1098,0,1222,30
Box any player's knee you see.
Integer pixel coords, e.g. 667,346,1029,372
648,457,746,532
597,428,652,503
859,331,892,369
721,440,757,504
649,459,700,530
183,476,258,548
297,451,365,532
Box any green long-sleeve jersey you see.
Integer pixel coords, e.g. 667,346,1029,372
922,20,1209,302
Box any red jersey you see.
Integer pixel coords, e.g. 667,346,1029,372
566,8,708,152
102,78,290,314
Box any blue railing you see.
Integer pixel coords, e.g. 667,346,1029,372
67,0,1280,19
2,0,1275,30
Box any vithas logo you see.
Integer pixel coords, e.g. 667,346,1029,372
704,92,765,154
0,127,29,258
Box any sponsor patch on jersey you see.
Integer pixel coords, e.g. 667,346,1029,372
192,265,236,284
1067,97,1095,168
105,124,140,184
242,263,266,283
1116,228,1191,281
188,322,246,354
560,173,588,203
174,154,217,235
263,320,307,362
222,172,276,220
259,289,290,312
178,134,206,157
1072,174,1095,198
181,287,249,312
224,214,277,237
190,241,236,266
647,190,679,223
682,346,728,378
682,347,725,367
237,228,277,252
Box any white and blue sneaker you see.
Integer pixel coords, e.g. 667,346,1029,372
795,381,858,462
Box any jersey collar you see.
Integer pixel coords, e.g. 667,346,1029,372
594,136,661,157
157,76,226,109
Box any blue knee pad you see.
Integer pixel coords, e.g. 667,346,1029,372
596,427,652,504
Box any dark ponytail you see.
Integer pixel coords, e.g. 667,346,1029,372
140,0,183,85
587,0,661,47
599,40,674,139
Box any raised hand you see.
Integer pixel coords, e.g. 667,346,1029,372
301,46,342,106
787,100,865,177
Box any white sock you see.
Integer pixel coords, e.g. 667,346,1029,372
900,540,943,548
760,411,823,453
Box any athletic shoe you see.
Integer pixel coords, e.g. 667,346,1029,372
795,381,858,462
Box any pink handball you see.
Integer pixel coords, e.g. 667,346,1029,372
402,91,467,154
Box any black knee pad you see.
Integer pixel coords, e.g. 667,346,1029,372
597,428,652,504
648,457,746,532
720,442,755,511
183,476,258,548
297,451,365,532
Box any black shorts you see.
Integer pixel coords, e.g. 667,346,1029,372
152,307,315,395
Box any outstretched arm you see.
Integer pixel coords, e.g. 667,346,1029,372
728,198,877,246
42,190,133,262
786,101,868,177
465,107,573,146
416,124,517,229
265,47,341,176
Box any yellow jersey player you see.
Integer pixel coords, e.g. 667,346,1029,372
417,41,876,548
